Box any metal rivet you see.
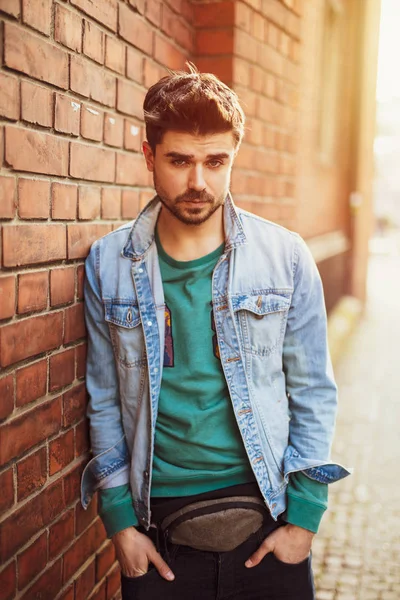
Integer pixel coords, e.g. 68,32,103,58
138,268,144,273
127,308,132,323
147,320,152,326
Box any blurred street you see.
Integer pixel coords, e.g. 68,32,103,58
313,238,400,600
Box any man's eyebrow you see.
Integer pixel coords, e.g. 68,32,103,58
164,152,230,160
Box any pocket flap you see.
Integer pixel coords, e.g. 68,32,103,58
104,301,141,328
232,293,291,316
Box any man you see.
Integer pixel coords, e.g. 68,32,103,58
82,65,349,599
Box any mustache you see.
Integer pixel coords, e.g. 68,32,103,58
176,190,214,203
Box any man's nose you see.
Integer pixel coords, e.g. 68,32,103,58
188,165,206,191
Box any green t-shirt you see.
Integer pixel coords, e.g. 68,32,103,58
99,235,328,536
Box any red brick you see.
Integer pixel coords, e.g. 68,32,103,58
20,558,62,600
78,186,101,220
195,56,233,84
55,3,82,52
146,0,161,26
119,4,153,54
17,532,48,590
196,28,234,56
161,6,193,52
0,176,16,219
116,152,147,186
16,446,47,501
0,276,16,320
127,0,145,13
101,187,121,219
63,382,87,426
0,482,65,562
126,48,143,84
123,120,141,153
70,143,115,183
0,0,20,17
49,429,75,475
64,462,84,506
90,582,106,600
67,223,112,259
20,80,53,127
0,311,63,367
139,190,154,209
154,34,186,70
4,22,68,89
193,1,234,27
143,59,163,89
0,467,14,512
0,72,19,120
71,0,117,32
16,359,47,407
2,223,66,267
5,127,68,177
52,183,78,221
75,560,96,599
17,271,48,314
116,79,145,119
49,508,75,559
0,561,16,600
83,19,104,64
63,518,105,582
49,348,75,392
70,55,116,107
50,267,75,306
106,563,121,598
104,113,123,148
76,494,98,535
105,36,125,75
18,178,50,219
75,416,89,455
1,399,60,468
96,541,116,580
22,0,52,35
76,265,85,300
58,585,74,600
0,373,14,421
55,94,81,136
121,190,140,219
64,303,86,344
81,104,103,142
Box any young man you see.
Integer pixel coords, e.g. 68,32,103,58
82,66,349,600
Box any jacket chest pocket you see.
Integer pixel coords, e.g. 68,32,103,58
232,292,291,357
104,300,146,368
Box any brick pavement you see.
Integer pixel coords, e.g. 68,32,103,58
313,250,400,600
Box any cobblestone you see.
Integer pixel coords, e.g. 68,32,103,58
314,252,400,600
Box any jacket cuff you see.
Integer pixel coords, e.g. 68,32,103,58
98,484,139,538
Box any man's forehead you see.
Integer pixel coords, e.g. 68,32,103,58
160,130,236,155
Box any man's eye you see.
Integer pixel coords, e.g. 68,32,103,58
207,161,223,168
172,160,187,167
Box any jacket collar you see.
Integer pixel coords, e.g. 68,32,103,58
121,192,247,260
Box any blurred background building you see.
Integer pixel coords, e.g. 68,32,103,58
0,1,383,599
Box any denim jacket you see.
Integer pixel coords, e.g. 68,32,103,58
81,194,350,527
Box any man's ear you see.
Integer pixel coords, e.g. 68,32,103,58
142,141,155,171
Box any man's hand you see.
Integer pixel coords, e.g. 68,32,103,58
245,524,314,568
112,527,175,581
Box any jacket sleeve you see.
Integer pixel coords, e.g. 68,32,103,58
80,241,131,509
282,234,351,484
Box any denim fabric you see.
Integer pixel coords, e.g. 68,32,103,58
81,194,351,527
120,520,315,600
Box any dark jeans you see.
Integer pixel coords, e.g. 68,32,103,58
120,518,315,600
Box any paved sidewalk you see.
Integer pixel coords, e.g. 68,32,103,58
313,251,400,600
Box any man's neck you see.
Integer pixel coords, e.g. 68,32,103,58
156,206,225,262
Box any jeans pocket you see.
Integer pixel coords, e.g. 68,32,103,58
270,552,311,568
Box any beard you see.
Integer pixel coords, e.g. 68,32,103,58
153,172,227,226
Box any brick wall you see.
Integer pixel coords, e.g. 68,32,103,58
0,1,357,598
0,1,192,598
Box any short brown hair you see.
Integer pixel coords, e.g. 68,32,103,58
143,63,245,152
